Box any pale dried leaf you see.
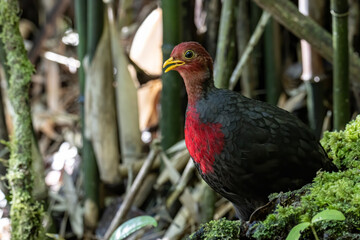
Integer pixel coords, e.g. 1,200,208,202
109,14,142,165
84,20,120,184
137,79,162,130
130,8,163,75
63,173,83,238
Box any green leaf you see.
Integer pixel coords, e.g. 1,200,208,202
286,222,311,240
110,216,158,240
311,209,345,223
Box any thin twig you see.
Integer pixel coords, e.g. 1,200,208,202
166,159,195,208
160,152,181,184
229,11,271,90
103,146,160,240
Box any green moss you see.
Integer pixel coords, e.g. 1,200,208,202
252,115,360,239
321,115,360,169
0,1,44,239
188,218,242,240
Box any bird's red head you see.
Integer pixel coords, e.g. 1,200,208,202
163,42,213,79
163,42,214,103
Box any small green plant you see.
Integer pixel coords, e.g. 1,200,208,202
286,209,345,240
110,215,158,240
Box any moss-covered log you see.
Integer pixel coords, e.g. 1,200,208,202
0,1,44,239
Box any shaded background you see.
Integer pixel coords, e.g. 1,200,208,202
0,0,359,239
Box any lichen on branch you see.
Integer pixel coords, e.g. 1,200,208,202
0,1,44,239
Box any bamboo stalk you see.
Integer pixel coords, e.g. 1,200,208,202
204,0,221,58
264,18,281,105
236,0,252,98
331,0,350,130
75,0,101,229
229,11,271,90
161,0,184,150
214,0,235,89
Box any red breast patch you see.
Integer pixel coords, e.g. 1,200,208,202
185,106,225,174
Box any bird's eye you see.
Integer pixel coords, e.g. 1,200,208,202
184,50,194,59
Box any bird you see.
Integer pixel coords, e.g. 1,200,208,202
162,41,336,221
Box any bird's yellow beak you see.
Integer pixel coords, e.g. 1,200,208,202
163,57,185,73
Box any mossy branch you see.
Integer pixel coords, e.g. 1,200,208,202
0,1,44,239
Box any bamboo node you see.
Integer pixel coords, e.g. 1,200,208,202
330,10,349,18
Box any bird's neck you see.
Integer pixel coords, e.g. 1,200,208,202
180,69,215,106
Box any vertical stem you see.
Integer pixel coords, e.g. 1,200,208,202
236,0,252,97
161,0,184,150
0,1,44,239
75,0,87,93
214,0,235,89
85,0,103,207
75,0,102,228
299,0,326,138
331,0,350,130
305,81,325,138
310,225,320,240
264,18,281,105
87,0,104,62
249,2,262,91
204,0,221,58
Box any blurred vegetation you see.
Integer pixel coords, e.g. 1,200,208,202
0,0,358,239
